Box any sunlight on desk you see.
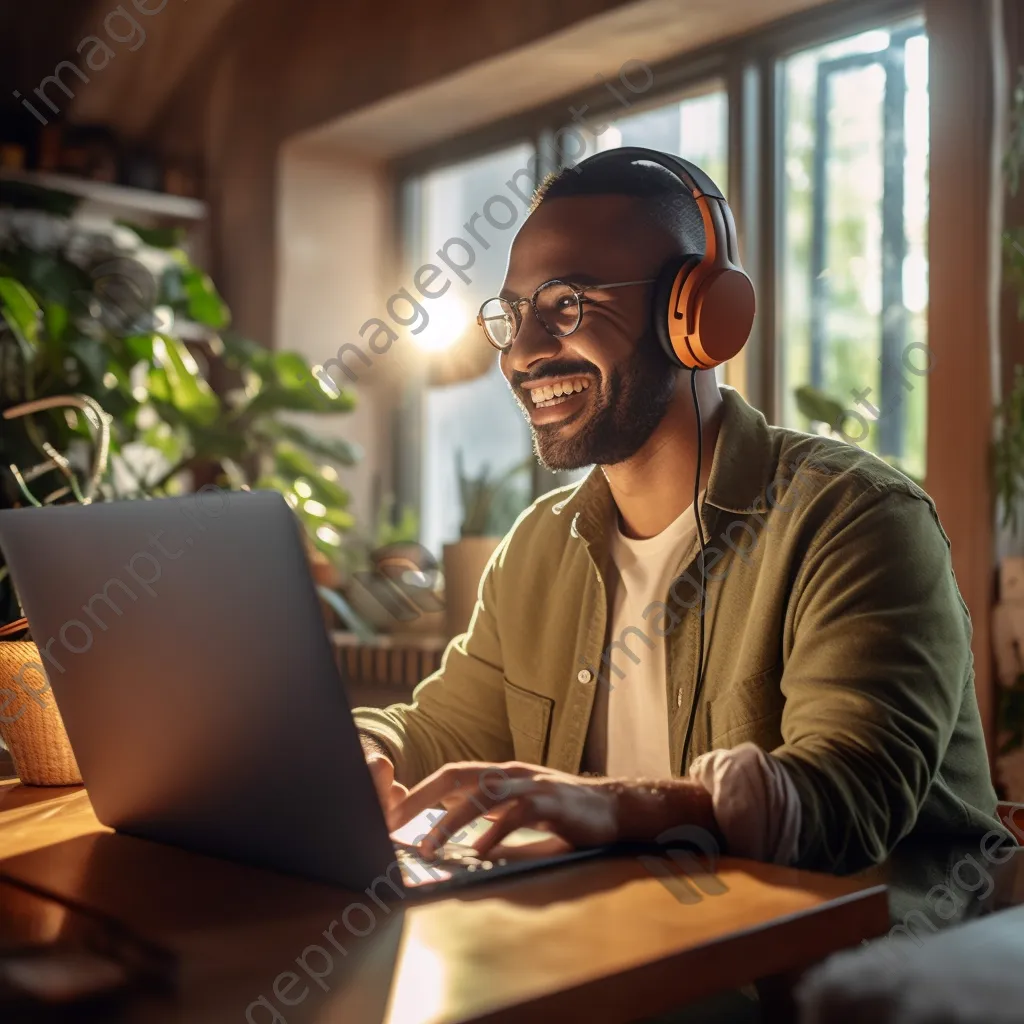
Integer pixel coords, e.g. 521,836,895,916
386,935,449,1024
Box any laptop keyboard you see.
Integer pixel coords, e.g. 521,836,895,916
395,841,510,886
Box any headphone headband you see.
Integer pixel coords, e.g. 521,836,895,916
573,146,726,202
566,145,755,374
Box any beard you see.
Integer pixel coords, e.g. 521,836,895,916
515,330,677,471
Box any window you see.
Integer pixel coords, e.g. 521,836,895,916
407,143,535,558
575,84,728,195
397,5,931,540
779,21,929,480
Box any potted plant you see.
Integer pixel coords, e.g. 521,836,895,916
442,450,532,639
0,199,360,626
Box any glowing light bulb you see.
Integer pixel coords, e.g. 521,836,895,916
412,293,471,353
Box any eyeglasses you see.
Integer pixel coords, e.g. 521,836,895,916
476,278,656,352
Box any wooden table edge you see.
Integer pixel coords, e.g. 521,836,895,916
452,882,890,1024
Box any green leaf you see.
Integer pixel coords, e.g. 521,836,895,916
220,332,273,372
43,302,68,342
139,423,185,462
101,357,133,396
294,504,354,553
794,385,847,431
182,264,230,329
273,351,316,388
241,381,355,418
254,473,295,495
123,333,155,363
375,498,420,547
259,420,360,466
0,277,41,350
147,366,172,405
16,251,83,311
320,506,356,530
154,334,219,426
116,221,186,250
181,419,249,464
68,338,108,385
275,445,349,507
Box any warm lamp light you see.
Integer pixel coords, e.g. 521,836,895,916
412,293,472,353
408,293,498,387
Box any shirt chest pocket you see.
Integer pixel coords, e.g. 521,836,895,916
706,663,785,751
503,678,554,765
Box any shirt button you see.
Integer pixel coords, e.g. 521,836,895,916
577,669,592,684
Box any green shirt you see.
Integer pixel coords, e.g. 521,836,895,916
355,387,1011,916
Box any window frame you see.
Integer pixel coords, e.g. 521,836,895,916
390,0,924,514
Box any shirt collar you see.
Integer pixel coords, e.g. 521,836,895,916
552,386,776,545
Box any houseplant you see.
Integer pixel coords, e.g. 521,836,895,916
993,366,1024,797
993,65,1024,797
0,201,360,628
442,450,532,638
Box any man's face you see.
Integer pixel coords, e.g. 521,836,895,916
498,195,679,471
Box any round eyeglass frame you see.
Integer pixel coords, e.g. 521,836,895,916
476,278,656,352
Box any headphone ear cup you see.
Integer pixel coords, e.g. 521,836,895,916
653,257,700,367
689,268,756,367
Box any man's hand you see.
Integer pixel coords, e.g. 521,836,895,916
386,761,721,860
387,761,620,859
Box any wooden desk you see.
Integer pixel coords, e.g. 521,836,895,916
0,781,889,1023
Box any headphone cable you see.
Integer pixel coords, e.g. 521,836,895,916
681,367,708,769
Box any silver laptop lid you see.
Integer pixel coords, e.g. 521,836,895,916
0,490,396,891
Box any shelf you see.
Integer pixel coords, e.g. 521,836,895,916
0,169,206,222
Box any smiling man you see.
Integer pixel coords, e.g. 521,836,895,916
353,150,1012,920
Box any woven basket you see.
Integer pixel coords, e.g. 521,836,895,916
0,641,82,786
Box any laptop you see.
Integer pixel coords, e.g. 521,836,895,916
0,490,599,894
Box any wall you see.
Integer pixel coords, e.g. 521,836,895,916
158,0,648,342
925,0,1003,749
274,140,395,533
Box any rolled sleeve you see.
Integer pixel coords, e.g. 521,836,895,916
689,743,802,864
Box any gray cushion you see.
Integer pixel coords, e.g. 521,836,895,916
797,905,1024,1024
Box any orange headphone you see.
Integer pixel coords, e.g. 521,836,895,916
575,147,755,371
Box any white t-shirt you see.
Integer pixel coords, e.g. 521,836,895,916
603,501,697,778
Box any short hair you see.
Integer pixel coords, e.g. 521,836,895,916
530,158,706,256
